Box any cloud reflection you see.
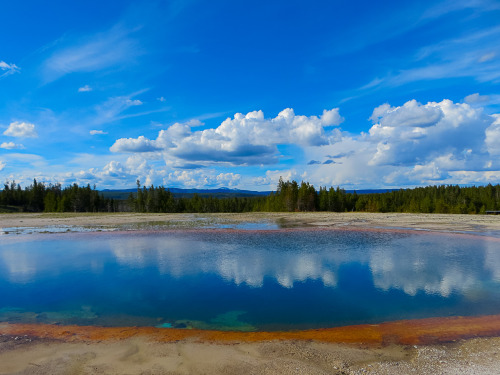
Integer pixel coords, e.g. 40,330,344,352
369,235,484,297
105,231,499,297
0,232,498,300
107,235,339,288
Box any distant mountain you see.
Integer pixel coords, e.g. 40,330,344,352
345,189,399,195
99,187,271,200
99,187,398,200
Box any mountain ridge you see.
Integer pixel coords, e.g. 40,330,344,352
99,187,398,200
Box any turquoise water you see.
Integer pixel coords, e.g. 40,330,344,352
0,229,499,331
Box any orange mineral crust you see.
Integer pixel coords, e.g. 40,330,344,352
2,315,500,345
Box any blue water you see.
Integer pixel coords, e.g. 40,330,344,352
0,229,499,331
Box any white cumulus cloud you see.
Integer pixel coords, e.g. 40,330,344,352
6,97,499,190
464,93,489,104
367,99,489,166
3,121,38,138
110,108,344,166
164,170,241,188
0,142,25,150
185,119,204,127
370,99,443,129
485,114,500,156
302,98,500,188
110,135,162,153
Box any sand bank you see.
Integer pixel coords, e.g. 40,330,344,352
1,331,500,374
1,212,500,374
1,211,500,234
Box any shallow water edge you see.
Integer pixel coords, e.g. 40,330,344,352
1,212,500,237
2,314,500,346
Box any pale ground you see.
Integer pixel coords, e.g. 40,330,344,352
1,335,500,375
1,212,500,374
1,211,500,234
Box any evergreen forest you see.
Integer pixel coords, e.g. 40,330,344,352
1,178,499,214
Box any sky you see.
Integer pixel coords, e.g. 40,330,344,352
1,0,500,191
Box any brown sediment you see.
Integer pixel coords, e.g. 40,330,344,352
2,314,500,346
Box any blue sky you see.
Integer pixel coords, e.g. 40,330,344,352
1,0,500,190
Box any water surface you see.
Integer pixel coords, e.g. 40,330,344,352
0,229,499,331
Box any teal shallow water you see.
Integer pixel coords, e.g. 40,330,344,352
0,229,499,331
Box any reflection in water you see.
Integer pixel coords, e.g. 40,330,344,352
485,240,500,283
1,249,37,284
108,235,339,288
0,230,499,330
368,235,482,297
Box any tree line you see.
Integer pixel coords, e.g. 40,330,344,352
253,177,499,214
128,180,260,213
1,178,499,214
0,180,118,213
352,184,500,214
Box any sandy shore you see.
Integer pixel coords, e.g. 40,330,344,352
1,335,500,375
1,212,500,374
2,211,500,234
